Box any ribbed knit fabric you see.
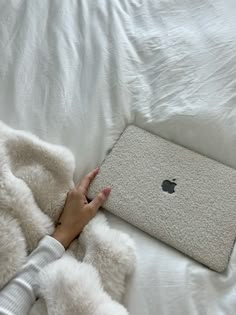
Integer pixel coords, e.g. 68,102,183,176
0,236,65,315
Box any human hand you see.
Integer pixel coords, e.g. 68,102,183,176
52,168,111,249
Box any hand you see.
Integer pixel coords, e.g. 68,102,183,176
52,168,111,249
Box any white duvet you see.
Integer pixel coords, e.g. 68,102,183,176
0,0,236,314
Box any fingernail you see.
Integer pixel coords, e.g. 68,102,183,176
95,167,100,173
103,187,111,196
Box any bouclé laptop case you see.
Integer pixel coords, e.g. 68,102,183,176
88,125,236,272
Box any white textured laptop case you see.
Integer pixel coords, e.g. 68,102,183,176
88,125,236,272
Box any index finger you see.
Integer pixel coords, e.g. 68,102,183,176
77,167,99,195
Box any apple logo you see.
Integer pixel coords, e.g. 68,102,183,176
162,179,177,194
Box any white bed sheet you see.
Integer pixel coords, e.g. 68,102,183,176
0,0,236,314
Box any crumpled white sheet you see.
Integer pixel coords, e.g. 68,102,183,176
0,0,236,314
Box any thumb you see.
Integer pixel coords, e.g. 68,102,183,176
88,188,111,213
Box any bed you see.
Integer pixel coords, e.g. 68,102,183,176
0,1,236,314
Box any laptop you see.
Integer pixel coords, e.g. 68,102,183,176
88,125,236,272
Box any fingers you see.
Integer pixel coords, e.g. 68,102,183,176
77,168,100,195
87,187,111,214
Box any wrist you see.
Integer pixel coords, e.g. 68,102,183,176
51,228,76,249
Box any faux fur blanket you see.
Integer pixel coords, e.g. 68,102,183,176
0,121,136,315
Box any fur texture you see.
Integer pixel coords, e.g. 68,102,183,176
0,121,75,288
29,299,48,315
31,212,137,314
0,121,136,314
37,256,129,315
0,211,26,287
79,212,137,302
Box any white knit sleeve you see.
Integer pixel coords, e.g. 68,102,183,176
0,235,65,315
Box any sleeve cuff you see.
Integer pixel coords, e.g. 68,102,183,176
40,235,65,258
23,235,66,275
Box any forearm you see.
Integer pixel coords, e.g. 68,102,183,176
0,236,65,315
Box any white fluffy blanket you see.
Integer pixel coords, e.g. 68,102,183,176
0,121,136,315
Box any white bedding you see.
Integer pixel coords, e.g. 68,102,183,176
0,0,236,314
